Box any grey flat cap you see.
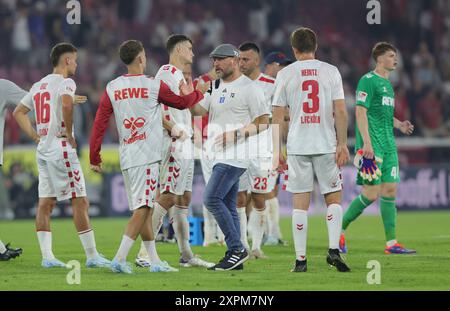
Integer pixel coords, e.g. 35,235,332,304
209,44,239,58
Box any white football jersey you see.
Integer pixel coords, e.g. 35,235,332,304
155,64,192,137
105,74,162,170
200,75,267,168
247,73,275,158
0,79,27,165
272,59,345,155
21,74,77,160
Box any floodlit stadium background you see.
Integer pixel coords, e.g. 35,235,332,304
1,0,450,220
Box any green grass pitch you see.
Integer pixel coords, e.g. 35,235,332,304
1,211,449,290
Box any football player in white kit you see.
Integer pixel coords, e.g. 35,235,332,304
0,79,26,261
236,42,276,259
136,35,214,268
263,52,293,246
13,43,110,268
191,44,269,270
90,40,206,274
272,28,351,272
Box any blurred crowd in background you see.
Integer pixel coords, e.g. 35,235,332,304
1,0,449,147
1,0,450,219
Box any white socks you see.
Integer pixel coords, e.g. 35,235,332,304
326,204,343,250
78,229,99,260
237,207,250,250
137,202,168,259
37,231,56,260
37,229,99,261
266,197,282,239
172,205,193,261
0,240,6,254
292,209,308,261
143,240,161,264
251,209,266,251
114,235,135,263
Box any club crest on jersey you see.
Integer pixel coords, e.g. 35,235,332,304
357,91,368,102
219,96,226,104
123,117,146,144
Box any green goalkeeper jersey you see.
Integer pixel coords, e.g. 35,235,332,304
355,71,396,153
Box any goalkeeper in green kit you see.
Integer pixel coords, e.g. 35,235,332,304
340,42,416,254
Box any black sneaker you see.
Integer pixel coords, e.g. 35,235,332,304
208,249,249,271
326,248,350,272
0,243,22,261
291,259,307,272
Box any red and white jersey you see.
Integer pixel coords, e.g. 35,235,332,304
272,60,345,155
21,74,77,160
193,73,214,142
90,74,204,171
248,73,275,157
156,64,192,137
254,73,275,114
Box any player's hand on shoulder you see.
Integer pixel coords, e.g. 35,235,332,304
400,120,414,135
90,164,102,173
74,95,88,105
336,144,350,167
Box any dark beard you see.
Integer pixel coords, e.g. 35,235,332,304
220,68,234,80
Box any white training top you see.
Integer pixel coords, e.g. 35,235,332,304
21,74,77,161
200,74,268,168
272,59,345,155
104,75,162,170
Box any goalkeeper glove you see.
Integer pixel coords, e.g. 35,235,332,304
353,149,383,182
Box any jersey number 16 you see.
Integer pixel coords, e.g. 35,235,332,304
34,92,51,125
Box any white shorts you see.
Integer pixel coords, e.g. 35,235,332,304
159,137,194,195
37,153,87,201
286,153,342,194
123,163,159,211
238,157,278,194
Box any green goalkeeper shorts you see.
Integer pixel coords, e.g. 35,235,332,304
356,150,400,186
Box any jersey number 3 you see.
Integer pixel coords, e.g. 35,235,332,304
34,92,51,125
302,80,319,113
